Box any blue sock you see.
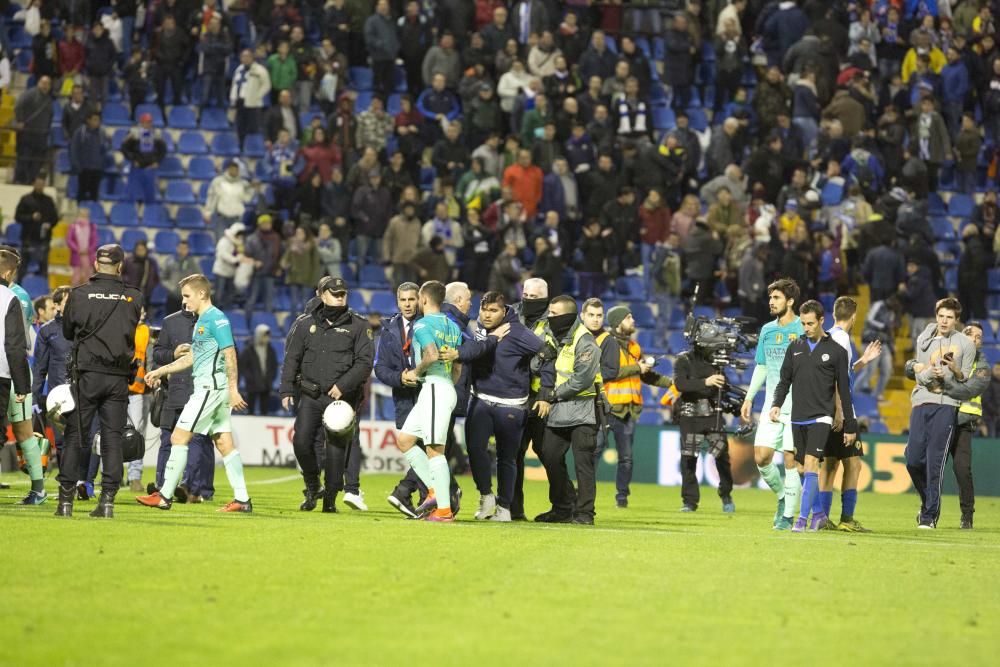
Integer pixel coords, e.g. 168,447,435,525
819,491,833,517
842,489,858,519
799,472,818,520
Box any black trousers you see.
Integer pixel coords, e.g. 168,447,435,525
678,416,734,508
371,58,395,98
292,394,361,496
513,409,547,517
78,169,103,202
156,64,184,106
540,423,598,519
247,391,270,415
57,372,130,493
394,414,461,500
950,420,976,517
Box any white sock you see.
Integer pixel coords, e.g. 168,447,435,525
783,467,801,519
404,448,434,488
429,456,451,510
223,450,250,502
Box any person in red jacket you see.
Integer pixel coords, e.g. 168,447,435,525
502,149,544,220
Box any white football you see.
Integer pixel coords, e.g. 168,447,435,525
46,384,76,415
323,400,355,433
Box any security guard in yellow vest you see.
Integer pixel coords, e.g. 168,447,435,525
536,296,603,525
944,322,991,529
596,305,673,508
126,310,152,492
513,278,558,520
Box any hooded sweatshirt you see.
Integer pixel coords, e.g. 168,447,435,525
908,322,977,408
206,171,254,219
213,223,245,278
465,306,544,403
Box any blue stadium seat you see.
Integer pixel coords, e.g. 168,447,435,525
167,105,198,129
176,206,204,229
134,104,165,127
109,202,139,227
350,67,374,91
636,330,664,354
868,421,889,434
99,176,126,201
121,229,148,250
101,102,131,126
142,203,172,228
668,331,688,353
50,126,67,148
347,292,367,313
355,92,374,113
187,231,215,255
200,108,231,131
200,257,216,279
15,49,32,73
631,304,655,328
96,227,117,246
188,156,217,181
82,202,108,225
149,284,168,311
178,131,209,155
945,267,958,292
854,393,879,418
930,216,956,241
157,155,185,178
988,268,1000,293
110,127,130,151
4,222,21,247
983,347,1000,366
359,264,389,289
244,133,266,158
369,291,397,314
948,194,974,218
616,276,646,301
340,264,356,284
386,94,402,115
55,149,71,174
693,305,714,319
153,230,180,254
226,311,251,338
638,411,662,425
928,192,946,216
419,166,436,191
164,181,197,204
685,108,708,132
821,181,844,206
22,276,49,299
212,132,241,157
652,106,676,131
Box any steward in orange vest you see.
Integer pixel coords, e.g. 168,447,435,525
596,305,673,508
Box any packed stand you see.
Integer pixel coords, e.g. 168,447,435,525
3,0,1000,420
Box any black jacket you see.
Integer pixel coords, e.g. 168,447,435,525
151,309,197,423
673,350,719,403
15,191,58,245
33,314,71,405
280,302,374,406
63,273,143,377
772,334,857,433
239,342,279,394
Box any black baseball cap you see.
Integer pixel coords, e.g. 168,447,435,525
318,276,348,294
96,244,125,264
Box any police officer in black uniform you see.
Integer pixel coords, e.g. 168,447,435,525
55,244,143,518
672,343,735,513
280,277,374,513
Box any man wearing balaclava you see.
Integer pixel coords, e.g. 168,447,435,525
512,278,556,520
280,277,374,514
535,295,602,525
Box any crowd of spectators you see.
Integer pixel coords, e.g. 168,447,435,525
5,0,1000,345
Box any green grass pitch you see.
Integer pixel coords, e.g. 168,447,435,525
2,468,999,666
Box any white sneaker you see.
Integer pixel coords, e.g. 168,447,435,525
474,493,497,520
488,506,512,522
343,491,368,511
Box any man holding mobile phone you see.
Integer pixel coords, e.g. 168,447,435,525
904,298,976,529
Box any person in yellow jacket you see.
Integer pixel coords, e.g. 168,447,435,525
125,308,153,492
900,31,946,83
595,305,673,508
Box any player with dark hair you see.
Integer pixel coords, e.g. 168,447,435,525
741,278,804,528
770,300,856,533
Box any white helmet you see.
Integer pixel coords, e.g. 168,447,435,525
46,384,76,415
323,400,356,434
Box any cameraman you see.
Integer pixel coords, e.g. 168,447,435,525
55,244,143,518
672,335,735,514
281,277,374,513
